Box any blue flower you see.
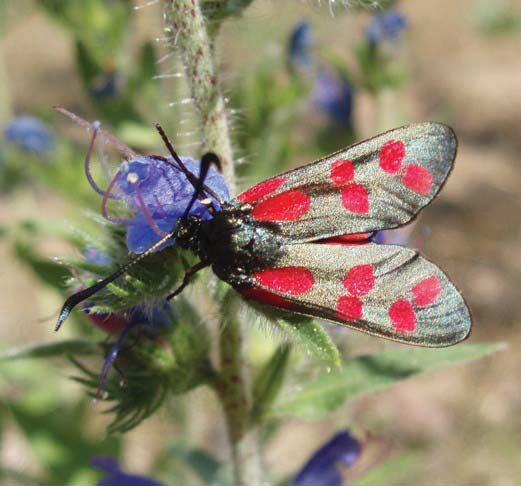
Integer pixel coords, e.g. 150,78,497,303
92,456,165,486
312,71,354,127
288,21,313,69
94,156,230,253
294,431,362,486
366,10,407,45
3,115,55,154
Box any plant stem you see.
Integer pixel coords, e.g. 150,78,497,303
163,0,236,193
216,291,263,486
163,2,260,484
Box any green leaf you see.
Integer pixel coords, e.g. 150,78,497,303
355,452,420,486
0,340,99,361
271,343,503,419
250,344,291,424
13,240,72,291
8,399,120,483
274,314,341,368
169,443,221,485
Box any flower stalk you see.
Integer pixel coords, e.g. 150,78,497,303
163,2,259,483
164,0,235,192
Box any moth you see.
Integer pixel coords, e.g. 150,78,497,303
57,120,471,346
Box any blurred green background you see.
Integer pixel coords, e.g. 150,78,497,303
0,0,520,484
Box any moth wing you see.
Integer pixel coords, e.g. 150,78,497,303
235,123,456,242
239,243,471,346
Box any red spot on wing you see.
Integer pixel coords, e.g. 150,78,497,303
337,296,363,320
330,159,355,185
317,233,372,245
341,184,369,214
251,190,311,221
402,165,433,196
343,265,375,296
253,266,315,295
379,140,405,173
412,276,441,307
237,177,285,203
241,287,293,309
389,299,416,334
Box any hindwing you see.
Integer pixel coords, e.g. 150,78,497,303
239,242,471,346
235,123,456,243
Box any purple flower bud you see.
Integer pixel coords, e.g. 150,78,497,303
366,10,407,45
294,431,362,486
288,21,313,69
80,246,174,389
312,71,354,127
92,456,164,486
4,115,55,154
97,156,229,253
85,300,173,393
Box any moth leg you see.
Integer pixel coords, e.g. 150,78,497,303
166,261,209,300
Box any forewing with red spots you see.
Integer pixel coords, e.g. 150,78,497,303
235,123,456,242
239,243,471,346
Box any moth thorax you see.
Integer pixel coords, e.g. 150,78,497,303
173,217,202,252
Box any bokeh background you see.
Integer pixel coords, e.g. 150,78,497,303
1,0,520,484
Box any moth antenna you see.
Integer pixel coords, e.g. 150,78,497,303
153,123,224,206
182,152,222,219
55,231,175,332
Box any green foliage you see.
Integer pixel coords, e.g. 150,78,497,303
271,344,503,419
167,443,222,485
250,344,291,424
202,0,256,23
231,62,304,181
37,0,132,66
8,399,120,483
474,1,521,35
0,339,99,360
354,41,408,94
247,301,341,367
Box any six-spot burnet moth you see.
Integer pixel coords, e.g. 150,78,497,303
56,114,471,347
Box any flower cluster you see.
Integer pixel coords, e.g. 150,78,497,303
3,115,55,154
365,10,407,45
287,22,354,129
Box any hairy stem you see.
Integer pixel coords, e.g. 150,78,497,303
164,0,235,192
163,2,260,484
216,291,262,486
